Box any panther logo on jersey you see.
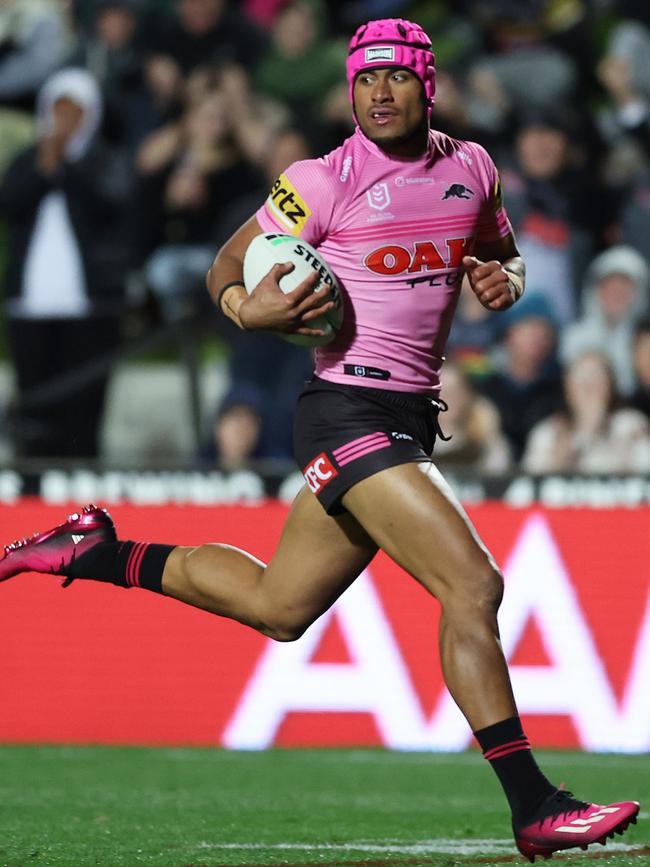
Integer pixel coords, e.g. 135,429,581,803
442,183,474,200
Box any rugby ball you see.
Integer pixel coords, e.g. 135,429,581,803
242,233,343,346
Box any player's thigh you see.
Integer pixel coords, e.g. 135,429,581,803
341,461,500,605
260,484,378,636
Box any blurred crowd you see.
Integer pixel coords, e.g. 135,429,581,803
0,0,649,474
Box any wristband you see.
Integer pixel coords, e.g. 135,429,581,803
505,271,524,301
217,280,247,331
217,280,246,313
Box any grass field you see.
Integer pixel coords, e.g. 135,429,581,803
0,748,647,867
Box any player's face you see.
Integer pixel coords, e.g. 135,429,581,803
353,67,427,155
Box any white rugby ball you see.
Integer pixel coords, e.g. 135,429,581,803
242,233,343,346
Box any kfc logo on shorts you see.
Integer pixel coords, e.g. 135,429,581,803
303,452,338,493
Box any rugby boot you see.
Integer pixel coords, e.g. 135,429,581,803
0,504,115,583
514,788,640,862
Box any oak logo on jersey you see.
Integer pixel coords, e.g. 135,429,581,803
266,173,312,235
364,237,472,275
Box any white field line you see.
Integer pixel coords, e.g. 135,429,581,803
193,839,644,856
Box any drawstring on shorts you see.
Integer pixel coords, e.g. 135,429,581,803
430,397,452,441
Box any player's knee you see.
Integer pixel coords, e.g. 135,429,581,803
465,563,504,617
259,608,312,642
443,561,504,620
482,565,504,612
264,618,309,643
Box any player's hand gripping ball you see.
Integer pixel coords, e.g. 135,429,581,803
243,233,343,346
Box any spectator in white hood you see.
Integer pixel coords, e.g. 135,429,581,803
0,67,130,458
560,245,649,395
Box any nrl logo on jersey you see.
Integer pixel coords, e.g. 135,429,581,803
366,182,391,210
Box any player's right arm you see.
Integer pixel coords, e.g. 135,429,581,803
206,215,334,335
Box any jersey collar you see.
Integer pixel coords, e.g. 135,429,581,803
354,125,436,164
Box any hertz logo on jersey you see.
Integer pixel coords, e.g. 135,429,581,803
364,237,472,275
265,173,312,235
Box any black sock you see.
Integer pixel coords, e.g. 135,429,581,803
474,716,556,825
65,540,174,594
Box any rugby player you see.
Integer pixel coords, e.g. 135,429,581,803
0,19,639,861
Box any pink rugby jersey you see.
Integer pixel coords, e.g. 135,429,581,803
255,127,512,394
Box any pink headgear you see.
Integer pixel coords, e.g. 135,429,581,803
346,18,436,115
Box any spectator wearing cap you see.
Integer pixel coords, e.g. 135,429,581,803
561,245,650,396
522,349,650,474
477,294,563,461
499,110,608,326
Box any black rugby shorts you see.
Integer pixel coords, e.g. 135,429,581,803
293,377,445,515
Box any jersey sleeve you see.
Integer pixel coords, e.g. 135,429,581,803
469,143,513,244
255,159,334,245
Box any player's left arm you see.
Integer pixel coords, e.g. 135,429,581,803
462,232,525,312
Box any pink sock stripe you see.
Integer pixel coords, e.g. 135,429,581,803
333,432,388,459
131,542,149,588
125,543,141,587
126,542,148,588
483,739,531,762
337,439,392,467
